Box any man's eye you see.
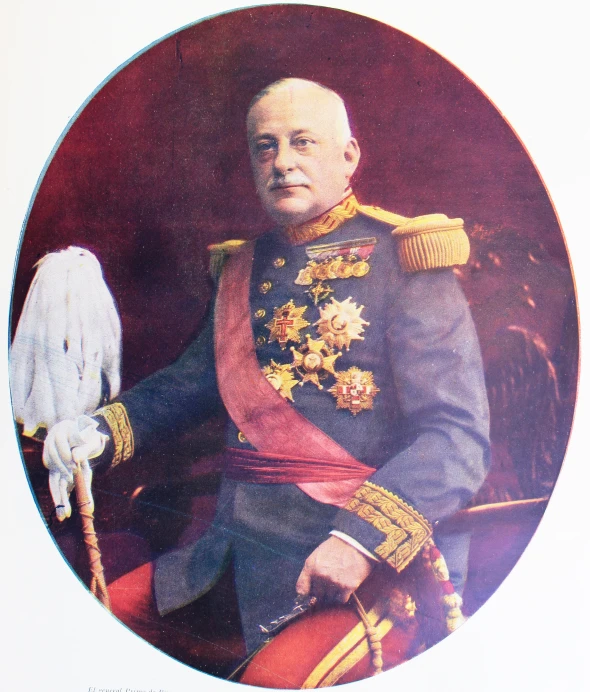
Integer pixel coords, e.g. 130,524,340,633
295,138,314,148
256,141,276,154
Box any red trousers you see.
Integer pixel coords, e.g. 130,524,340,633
109,562,163,648
108,562,246,677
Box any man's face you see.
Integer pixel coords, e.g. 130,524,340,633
247,85,360,226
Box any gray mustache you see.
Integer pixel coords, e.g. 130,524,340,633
268,174,311,190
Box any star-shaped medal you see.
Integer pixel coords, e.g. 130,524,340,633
265,300,310,349
315,297,369,351
328,367,380,415
262,360,299,402
290,335,341,390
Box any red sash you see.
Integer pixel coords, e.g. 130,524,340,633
213,242,374,508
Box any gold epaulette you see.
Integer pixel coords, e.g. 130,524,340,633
208,239,247,281
357,203,411,227
358,204,469,272
393,214,470,272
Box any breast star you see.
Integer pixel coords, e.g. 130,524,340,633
290,335,341,390
262,360,299,402
315,296,369,351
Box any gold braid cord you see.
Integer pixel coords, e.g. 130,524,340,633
74,470,111,610
94,402,134,468
344,482,432,572
301,598,394,688
351,593,384,675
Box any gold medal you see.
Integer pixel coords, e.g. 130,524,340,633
314,261,331,281
351,260,370,277
295,265,314,286
325,256,342,279
265,300,310,349
262,360,299,402
328,367,380,415
290,335,342,390
315,297,369,351
335,261,354,279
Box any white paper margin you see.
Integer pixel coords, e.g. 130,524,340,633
2,2,588,691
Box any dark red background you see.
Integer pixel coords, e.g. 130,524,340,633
12,4,573,388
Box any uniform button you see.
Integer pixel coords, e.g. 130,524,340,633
254,308,266,319
256,335,267,346
238,431,248,443
273,257,286,268
259,280,272,294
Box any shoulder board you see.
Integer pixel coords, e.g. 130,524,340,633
357,203,411,227
208,239,248,281
392,214,470,272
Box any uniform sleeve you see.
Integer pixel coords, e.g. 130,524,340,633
92,306,223,468
333,267,490,571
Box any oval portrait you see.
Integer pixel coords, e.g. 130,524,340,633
7,3,579,690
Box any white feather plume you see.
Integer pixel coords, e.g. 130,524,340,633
10,246,122,437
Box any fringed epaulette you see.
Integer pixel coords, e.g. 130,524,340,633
393,214,469,272
358,204,469,272
208,239,248,282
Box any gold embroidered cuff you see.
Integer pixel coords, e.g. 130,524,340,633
344,481,432,572
94,402,134,468
393,214,470,272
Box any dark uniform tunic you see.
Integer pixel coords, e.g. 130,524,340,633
96,199,490,652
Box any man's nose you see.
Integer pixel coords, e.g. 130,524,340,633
273,142,296,175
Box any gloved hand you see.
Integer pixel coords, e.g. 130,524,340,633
42,415,108,521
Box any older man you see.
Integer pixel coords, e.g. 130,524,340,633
43,78,490,659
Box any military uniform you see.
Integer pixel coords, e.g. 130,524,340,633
95,194,490,652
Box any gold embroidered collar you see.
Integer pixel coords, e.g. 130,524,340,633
284,193,360,245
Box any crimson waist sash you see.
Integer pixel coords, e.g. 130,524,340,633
223,447,375,484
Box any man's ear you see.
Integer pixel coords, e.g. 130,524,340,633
344,138,361,180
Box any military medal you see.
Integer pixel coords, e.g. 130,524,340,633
305,281,334,306
290,335,342,390
295,255,373,285
265,300,310,349
262,360,299,402
295,265,315,286
295,237,377,305
315,296,369,351
328,367,380,415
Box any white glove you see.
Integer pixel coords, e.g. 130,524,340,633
42,415,108,521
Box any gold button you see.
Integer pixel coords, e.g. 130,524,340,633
273,257,286,269
259,280,272,294
256,335,267,346
254,308,266,319
238,431,248,443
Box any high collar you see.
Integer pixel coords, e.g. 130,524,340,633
283,192,360,246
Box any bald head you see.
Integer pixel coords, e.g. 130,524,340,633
246,78,360,225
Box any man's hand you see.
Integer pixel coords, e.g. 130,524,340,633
296,535,375,604
42,415,108,521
